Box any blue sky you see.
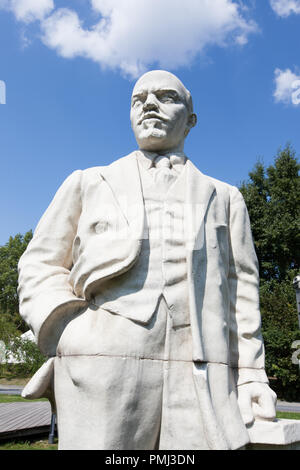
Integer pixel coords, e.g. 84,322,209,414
0,0,299,245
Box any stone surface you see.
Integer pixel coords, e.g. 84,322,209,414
247,419,300,450
17,70,278,450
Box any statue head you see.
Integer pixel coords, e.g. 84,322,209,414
130,70,197,153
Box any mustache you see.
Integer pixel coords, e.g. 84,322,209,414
138,113,168,125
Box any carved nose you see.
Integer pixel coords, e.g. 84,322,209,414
143,95,158,111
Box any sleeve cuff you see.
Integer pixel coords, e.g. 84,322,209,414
233,367,269,386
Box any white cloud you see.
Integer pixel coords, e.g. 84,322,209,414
40,0,258,78
0,0,54,23
270,0,300,17
273,68,300,105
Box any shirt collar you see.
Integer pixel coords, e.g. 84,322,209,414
137,149,187,170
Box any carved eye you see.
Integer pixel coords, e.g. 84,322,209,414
158,91,178,103
160,95,175,103
132,99,141,107
132,94,146,107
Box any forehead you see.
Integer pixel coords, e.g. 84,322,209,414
132,72,187,98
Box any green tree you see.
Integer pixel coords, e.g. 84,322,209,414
240,144,300,281
0,312,20,344
240,144,300,400
260,271,300,401
0,231,32,331
0,231,46,378
3,336,46,377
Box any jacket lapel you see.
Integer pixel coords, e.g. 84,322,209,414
185,160,216,362
99,154,216,248
99,151,145,241
185,159,216,251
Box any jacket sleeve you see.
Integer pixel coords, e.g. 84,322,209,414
228,186,268,386
18,170,88,356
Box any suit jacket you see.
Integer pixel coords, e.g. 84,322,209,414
18,151,268,380
18,151,269,449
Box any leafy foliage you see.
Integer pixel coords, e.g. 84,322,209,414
0,231,32,331
240,144,300,281
0,313,46,378
240,144,300,400
260,272,300,401
0,230,46,378
2,337,46,377
0,311,20,344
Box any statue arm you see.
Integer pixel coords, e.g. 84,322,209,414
18,170,88,356
227,186,267,384
228,187,276,424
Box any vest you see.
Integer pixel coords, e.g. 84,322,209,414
93,158,190,327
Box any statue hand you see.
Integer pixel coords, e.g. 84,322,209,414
237,382,277,426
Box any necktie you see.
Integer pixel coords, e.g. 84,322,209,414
151,156,176,192
149,154,186,192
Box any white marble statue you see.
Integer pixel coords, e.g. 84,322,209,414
18,70,277,450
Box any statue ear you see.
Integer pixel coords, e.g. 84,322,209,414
184,113,197,136
188,113,197,129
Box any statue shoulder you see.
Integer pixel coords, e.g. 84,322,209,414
81,152,137,177
76,152,137,186
201,173,242,203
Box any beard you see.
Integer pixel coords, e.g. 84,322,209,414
132,117,186,152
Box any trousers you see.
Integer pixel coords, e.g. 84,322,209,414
54,296,209,450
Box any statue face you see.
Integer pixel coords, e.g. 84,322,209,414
130,70,194,153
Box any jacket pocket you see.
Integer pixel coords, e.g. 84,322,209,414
209,224,228,249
